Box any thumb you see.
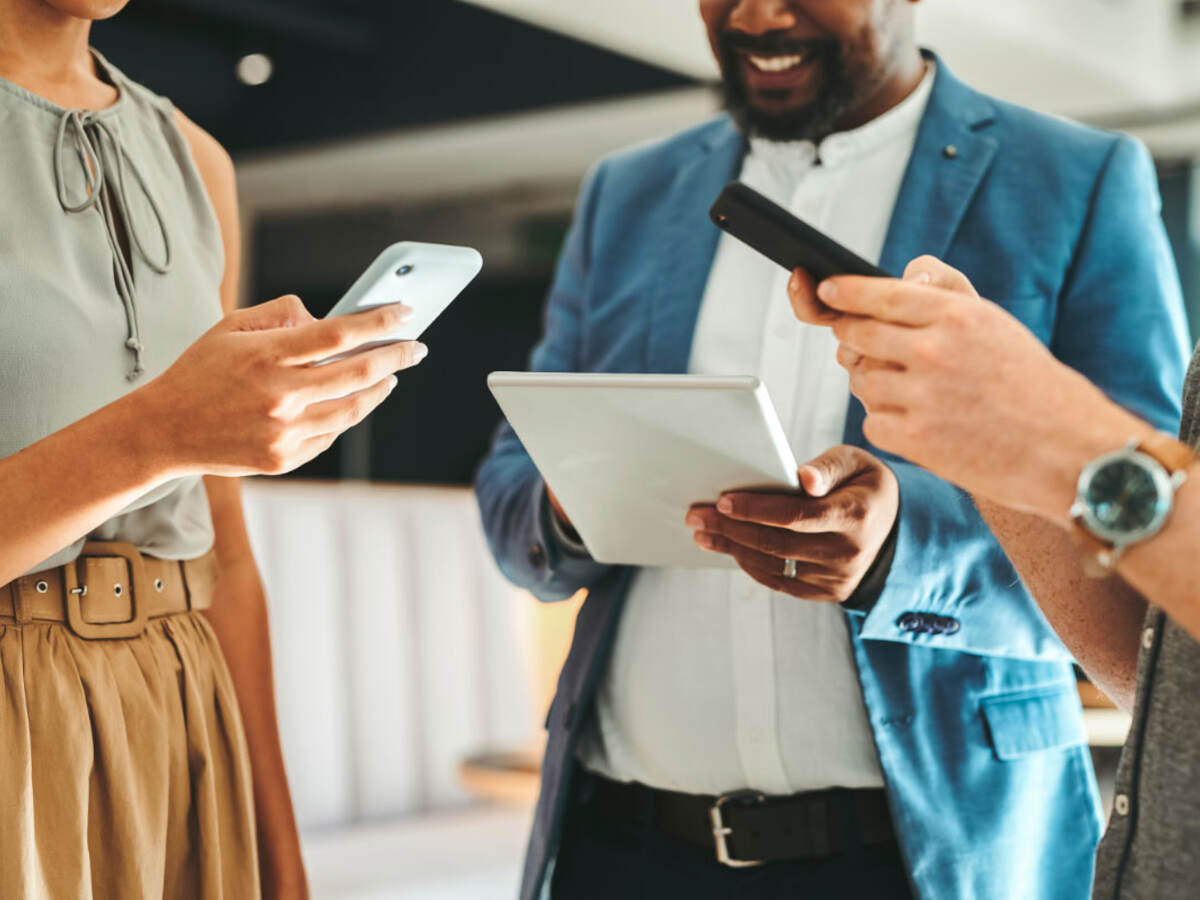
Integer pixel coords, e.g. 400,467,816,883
798,445,869,497
227,294,316,332
902,255,979,298
788,267,840,325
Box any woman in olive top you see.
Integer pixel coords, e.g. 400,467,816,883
0,1,426,896
787,257,1200,899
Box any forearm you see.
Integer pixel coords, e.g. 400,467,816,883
203,477,307,898
976,500,1144,710
0,389,177,583
1014,401,1200,652
1118,474,1200,643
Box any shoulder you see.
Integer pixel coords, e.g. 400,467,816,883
577,114,735,215
172,110,236,202
974,88,1149,196
596,115,735,177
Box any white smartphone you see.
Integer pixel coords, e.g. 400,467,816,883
322,241,483,360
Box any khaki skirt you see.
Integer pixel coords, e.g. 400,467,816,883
0,612,259,899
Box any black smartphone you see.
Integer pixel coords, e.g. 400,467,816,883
709,181,889,280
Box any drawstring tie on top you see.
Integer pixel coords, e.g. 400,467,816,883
54,109,173,380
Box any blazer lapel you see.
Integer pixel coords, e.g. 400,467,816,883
846,57,1000,447
645,117,745,373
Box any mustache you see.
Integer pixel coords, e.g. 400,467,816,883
719,31,837,57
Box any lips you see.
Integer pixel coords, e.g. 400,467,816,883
746,52,807,73
735,47,821,95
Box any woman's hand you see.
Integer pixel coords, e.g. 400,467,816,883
789,257,1153,522
139,295,427,478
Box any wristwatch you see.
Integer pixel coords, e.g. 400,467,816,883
1070,433,1195,576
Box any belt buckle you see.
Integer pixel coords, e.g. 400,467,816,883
709,790,766,868
64,542,150,640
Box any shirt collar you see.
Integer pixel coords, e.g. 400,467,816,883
748,61,936,171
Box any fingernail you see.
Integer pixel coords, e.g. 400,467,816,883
387,375,398,391
685,512,703,528
717,496,733,514
907,271,932,284
413,343,429,363
817,281,838,302
694,532,715,550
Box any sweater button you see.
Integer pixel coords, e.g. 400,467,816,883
1114,794,1130,816
1142,627,1155,650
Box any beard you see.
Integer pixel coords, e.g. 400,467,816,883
719,34,858,144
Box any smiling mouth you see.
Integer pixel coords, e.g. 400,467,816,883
745,52,808,73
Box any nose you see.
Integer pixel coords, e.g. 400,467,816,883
727,0,798,34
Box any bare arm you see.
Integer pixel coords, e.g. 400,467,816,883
975,501,1145,711
0,392,180,584
177,109,308,899
1031,441,1200,652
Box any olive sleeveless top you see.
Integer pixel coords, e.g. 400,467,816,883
0,51,223,574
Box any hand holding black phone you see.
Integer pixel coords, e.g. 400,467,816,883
709,181,890,281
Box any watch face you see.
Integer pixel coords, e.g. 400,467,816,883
1083,455,1170,538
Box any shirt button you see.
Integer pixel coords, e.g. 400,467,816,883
1143,627,1155,650
1114,793,1131,816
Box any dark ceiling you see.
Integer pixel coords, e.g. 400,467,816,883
92,0,694,155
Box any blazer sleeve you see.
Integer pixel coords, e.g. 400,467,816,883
474,164,617,602
852,135,1191,658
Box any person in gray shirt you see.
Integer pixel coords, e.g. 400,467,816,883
782,256,1200,898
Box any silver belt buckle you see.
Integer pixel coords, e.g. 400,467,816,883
709,790,766,868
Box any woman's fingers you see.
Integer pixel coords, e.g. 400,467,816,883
227,294,316,332
276,304,415,365
297,375,398,439
295,340,427,402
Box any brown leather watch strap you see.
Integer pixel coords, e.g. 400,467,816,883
1072,433,1195,577
1138,431,1196,475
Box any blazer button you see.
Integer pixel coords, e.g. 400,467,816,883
896,612,919,632
939,617,961,635
528,543,547,568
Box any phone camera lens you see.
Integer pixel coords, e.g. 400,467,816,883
396,264,415,277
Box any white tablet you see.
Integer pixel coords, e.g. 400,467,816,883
487,372,800,568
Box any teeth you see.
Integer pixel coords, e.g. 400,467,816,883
748,53,805,73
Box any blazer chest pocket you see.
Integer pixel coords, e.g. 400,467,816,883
980,684,1086,761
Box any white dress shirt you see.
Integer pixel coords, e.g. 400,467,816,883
577,66,936,797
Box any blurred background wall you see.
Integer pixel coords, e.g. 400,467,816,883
85,2,1200,897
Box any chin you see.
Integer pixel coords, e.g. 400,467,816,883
724,86,849,144
43,0,130,21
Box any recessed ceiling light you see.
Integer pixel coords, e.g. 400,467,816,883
236,53,274,86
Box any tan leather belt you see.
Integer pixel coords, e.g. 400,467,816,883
0,541,216,640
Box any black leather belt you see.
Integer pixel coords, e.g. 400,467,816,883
583,774,896,868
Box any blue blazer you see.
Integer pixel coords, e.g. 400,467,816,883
476,59,1191,900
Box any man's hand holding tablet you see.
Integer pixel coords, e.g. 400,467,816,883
686,445,898,602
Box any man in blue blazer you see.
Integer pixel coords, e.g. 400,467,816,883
476,2,1191,898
